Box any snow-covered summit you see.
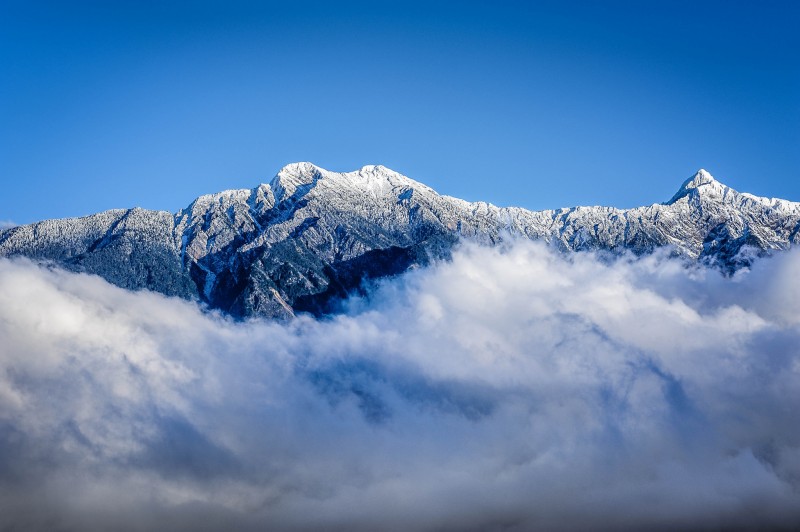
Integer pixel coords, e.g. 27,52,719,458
686,168,716,188
267,162,437,208
668,168,725,203
270,162,324,201
2,164,798,319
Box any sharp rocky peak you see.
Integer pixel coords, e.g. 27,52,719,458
667,169,728,204
684,168,718,188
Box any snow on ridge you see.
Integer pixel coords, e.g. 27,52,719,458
4,163,800,320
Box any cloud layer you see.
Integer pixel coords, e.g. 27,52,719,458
1,242,800,531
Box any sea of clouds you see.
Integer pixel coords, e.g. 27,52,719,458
1,240,799,531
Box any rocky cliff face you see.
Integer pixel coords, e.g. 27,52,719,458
2,163,798,319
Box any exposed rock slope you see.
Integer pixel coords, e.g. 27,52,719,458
2,164,798,318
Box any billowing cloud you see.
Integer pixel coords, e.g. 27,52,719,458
1,241,799,531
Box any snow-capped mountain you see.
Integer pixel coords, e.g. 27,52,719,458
2,163,799,318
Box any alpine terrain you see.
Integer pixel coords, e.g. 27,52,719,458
1,163,798,319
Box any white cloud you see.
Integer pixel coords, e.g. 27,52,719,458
0,241,799,530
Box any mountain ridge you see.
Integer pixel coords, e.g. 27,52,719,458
2,164,799,319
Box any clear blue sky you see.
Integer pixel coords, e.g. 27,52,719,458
1,0,798,224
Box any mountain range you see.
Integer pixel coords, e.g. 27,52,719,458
2,163,798,319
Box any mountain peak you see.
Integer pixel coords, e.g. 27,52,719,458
685,169,717,188
359,164,387,173
276,161,322,177
271,162,325,201
667,169,725,204
277,162,394,178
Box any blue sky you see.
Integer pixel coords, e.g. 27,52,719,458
1,0,798,224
